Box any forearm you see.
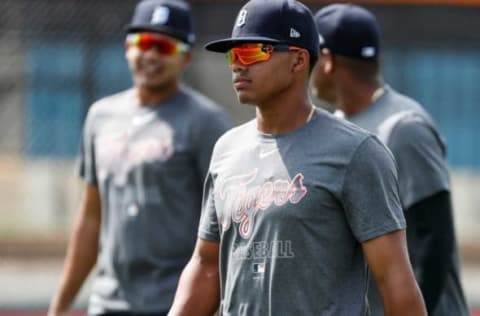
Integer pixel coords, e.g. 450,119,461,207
49,215,100,315
169,251,220,315
379,267,427,316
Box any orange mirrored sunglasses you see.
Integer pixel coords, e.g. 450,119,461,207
126,33,190,55
226,43,300,66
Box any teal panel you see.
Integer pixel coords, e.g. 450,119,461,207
384,48,480,169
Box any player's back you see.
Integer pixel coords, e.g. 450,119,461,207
348,85,469,316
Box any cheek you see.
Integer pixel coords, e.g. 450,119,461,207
125,48,141,70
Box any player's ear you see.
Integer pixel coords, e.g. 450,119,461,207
321,48,334,74
291,49,309,73
181,50,193,67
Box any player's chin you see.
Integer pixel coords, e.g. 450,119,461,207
236,92,253,104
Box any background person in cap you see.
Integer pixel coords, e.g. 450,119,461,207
48,0,232,315
168,0,426,315
311,3,469,316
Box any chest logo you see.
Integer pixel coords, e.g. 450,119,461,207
219,169,307,239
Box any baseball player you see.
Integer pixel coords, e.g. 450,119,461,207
48,1,232,315
168,0,426,315
311,4,469,316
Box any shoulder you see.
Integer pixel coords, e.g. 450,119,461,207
87,89,134,117
179,85,230,118
389,113,445,153
384,87,434,122
215,119,255,146
385,86,422,108
314,108,375,152
306,109,393,173
210,120,256,159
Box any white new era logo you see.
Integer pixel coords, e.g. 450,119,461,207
318,34,325,45
290,28,301,38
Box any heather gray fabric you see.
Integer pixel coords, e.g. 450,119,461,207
79,86,232,314
348,86,449,209
198,108,405,316
348,85,469,316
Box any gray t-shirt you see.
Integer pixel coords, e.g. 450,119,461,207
349,86,469,316
79,86,232,314
198,108,405,316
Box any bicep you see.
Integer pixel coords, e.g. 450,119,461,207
362,230,411,280
362,230,426,315
76,184,101,229
388,118,449,208
193,238,220,267
342,136,405,242
362,230,415,300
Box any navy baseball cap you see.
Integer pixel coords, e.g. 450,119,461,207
126,0,195,45
314,4,380,59
205,0,319,56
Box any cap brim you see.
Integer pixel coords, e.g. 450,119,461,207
204,37,282,53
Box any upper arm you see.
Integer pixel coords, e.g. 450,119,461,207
362,230,427,316
192,238,220,267
342,136,405,242
362,230,412,283
77,184,101,230
168,238,220,316
387,117,449,208
79,106,99,185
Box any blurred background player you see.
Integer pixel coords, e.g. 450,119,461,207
168,0,426,315
311,4,469,316
48,0,232,315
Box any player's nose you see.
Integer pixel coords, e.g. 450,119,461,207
230,60,247,73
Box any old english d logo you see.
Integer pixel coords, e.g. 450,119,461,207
151,6,170,25
236,9,248,27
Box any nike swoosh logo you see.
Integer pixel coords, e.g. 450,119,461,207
259,148,278,159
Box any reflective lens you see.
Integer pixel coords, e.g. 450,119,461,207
126,33,189,55
227,43,294,65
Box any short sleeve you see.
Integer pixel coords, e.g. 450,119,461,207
198,172,221,242
342,136,406,242
78,106,98,185
192,109,232,182
387,117,450,209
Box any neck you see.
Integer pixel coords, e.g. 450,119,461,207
135,81,179,106
256,88,314,134
338,78,383,117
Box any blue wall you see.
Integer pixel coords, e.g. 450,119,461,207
25,40,479,169
384,48,480,169
25,40,131,158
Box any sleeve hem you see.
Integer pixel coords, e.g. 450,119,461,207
357,221,406,243
198,230,220,243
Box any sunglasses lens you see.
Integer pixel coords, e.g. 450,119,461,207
127,33,181,55
227,50,236,64
227,44,270,65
